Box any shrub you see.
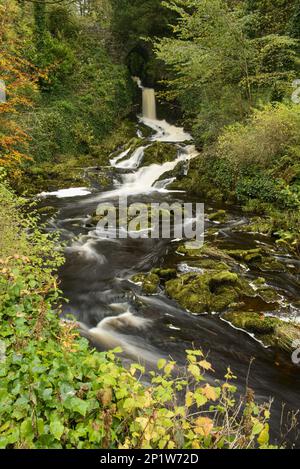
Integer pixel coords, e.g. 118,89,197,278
217,103,300,168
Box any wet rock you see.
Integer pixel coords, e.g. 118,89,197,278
225,248,286,272
225,248,263,263
223,311,300,353
131,273,160,295
152,268,177,281
208,210,228,223
36,205,57,218
142,142,177,166
165,270,252,315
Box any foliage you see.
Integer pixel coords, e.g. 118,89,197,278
0,1,39,181
217,103,300,168
0,179,275,449
154,0,299,145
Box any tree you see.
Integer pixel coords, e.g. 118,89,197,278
0,1,39,181
154,0,255,143
154,0,299,145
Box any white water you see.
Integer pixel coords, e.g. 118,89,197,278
113,146,147,169
143,88,157,120
38,187,91,199
110,147,131,166
97,144,197,200
79,312,160,364
140,117,192,143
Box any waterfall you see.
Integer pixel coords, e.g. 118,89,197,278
142,87,157,120
132,76,157,120
0,80,6,103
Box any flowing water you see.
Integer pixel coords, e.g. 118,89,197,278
40,86,300,446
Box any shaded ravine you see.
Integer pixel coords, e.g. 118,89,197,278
40,89,300,446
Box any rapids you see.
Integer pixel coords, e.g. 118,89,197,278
40,85,300,445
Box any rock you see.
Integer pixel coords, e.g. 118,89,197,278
152,268,177,281
208,210,228,222
165,270,251,315
131,273,160,295
225,248,286,272
176,243,233,261
223,311,300,353
142,142,177,166
225,248,263,263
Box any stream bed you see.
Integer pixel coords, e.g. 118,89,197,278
39,108,300,446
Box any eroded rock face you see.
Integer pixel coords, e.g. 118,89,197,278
223,311,300,353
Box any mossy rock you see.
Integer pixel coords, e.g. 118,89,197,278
152,268,177,281
156,161,188,183
190,259,230,271
225,248,285,272
250,277,281,303
165,270,251,315
176,243,233,261
36,205,58,218
257,286,281,303
142,142,177,166
225,248,263,263
131,273,160,295
208,210,228,223
223,311,300,353
256,258,286,272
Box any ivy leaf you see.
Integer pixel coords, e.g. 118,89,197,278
185,391,194,407
251,419,264,436
202,384,218,401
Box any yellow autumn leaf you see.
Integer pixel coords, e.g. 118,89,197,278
202,384,218,401
188,363,201,378
194,417,214,437
199,360,213,371
185,391,194,407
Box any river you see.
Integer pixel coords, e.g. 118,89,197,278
39,85,300,446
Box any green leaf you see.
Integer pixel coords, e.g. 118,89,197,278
258,424,270,447
64,397,89,416
195,393,208,407
50,419,64,441
252,420,264,436
157,359,167,370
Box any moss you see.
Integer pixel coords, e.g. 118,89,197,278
131,273,160,295
208,210,228,222
142,142,177,166
225,248,286,272
225,248,263,263
165,270,251,315
176,243,232,261
223,311,300,353
36,205,58,218
152,268,177,281
257,286,281,303
192,259,230,271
